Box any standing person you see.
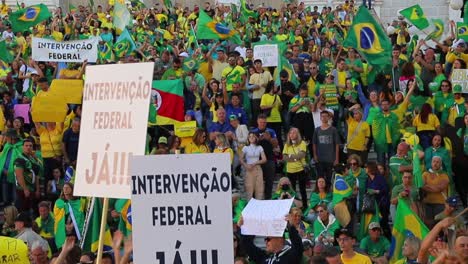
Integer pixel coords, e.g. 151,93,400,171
250,59,273,124
278,70,297,132
422,156,449,228
364,162,390,238
14,139,42,213
261,80,283,148
251,114,278,199
61,117,80,166
0,129,22,207
372,99,400,165
35,122,63,191
313,111,340,183
413,103,440,149
283,128,308,208
289,85,315,146
346,105,370,164
240,132,267,200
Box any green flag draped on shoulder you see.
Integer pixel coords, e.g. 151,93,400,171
399,4,429,30
197,10,242,44
9,4,51,33
343,6,392,68
53,198,86,249
389,199,429,263
276,56,299,88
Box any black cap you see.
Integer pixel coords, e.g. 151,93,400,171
15,212,32,226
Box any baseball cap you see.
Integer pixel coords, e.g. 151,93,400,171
185,110,195,118
369,222,381,230
453,84,463,94
158,136,168,144
229,114,238,121
446,196,458,207
216,47,226,53
453,39,466,48
178,51,189,58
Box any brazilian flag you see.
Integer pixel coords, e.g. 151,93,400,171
425,19,444,41
9,3,51,33
0,41,13,63
343,6,392,68
82,198,113,252
389,199,429,263
240,0,257,23
399,4,429,30
457,22,468,41
332,174,352,206
113,28,136,58
197,10,242,44
98,42,113,62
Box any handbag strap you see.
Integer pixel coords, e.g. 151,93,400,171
346,121,363,145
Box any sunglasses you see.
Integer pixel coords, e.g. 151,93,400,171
309,67,316,70
349,162,358,166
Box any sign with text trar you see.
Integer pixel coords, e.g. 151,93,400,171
74,62,154,199
253,44,279,67
451,69,468,93
131,154,233,264
32,37,99,63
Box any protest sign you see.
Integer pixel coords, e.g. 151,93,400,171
0,236,30,264
451,69,468,93
253,44,279,67
31,92,68,122
74,62,154,199
131,153,233,263
49,79,84,104
13,104,30,124
32,37,98,63
241,198,293,237
174,120,197,138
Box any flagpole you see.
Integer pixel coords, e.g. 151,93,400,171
96,197,109,264
191,24,200,49
79,197,96,249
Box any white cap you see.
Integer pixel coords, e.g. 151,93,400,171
179,52,189,58
453,39,466,48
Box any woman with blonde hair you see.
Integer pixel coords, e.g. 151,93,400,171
213,134,234,164
240,132,266,200
185,128,210,154
283,127,308,208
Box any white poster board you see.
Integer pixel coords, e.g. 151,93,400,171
253,44,279,67
131,154,233,263
241,198,293,237
74,62,154,199
451,69,468,93
32,37,99,63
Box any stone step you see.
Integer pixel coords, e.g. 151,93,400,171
8,0,58,12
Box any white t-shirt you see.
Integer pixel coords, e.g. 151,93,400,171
19,64,37,93
242,144,264,165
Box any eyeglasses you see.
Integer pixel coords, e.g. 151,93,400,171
304,60,310,63
370,228,381,232
317,210,325,213
349,162,358,166
337,237,351,242
264,237,272,242
309,67,316,70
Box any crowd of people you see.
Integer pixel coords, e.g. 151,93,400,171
0,0,468,263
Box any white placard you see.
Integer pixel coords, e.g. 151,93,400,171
32,37,99,63
74,63,154,199
253,44,279,67
451,69,468,93
131,154,233,263
241,198,293,237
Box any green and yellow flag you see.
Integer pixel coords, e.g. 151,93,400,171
275,56,299,88
399,4,429,30
332,174,353,206
69,3,77,13
113,28,136,58
457,22,468,41
425,19,444,41
389,199,429,263
82,198,113,252
98,42,113,62
343,6,392,67
0,41,13,63
196,10,242,44
9,3,51,33
113,0,131,33
54,198,86,249
240,0,257,23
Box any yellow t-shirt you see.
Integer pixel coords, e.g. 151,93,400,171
346,117,370,151
184,142,210,154
412,113,440,132
51,31,64,41
260,94,282,123
213,147,234,164
307,77,319,98
341,252,372,264
37,125,63,158
198,61,212,83
282,141,307,173
422,171,449,204
250,71,273,99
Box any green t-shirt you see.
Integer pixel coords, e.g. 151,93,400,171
360,236,391,258
14,153,42,192
391,184,419,203
345,58,363,80
389,155,411,187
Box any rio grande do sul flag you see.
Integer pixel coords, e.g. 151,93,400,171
151,79,185,125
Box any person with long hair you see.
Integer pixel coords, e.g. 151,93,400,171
453,113,468,207
184,128,210,154
240,132,267,200
53,182,86,250
347,154,368,214
313,203,340,246
260,80,283,147
413,103,440,149
305,177,332,222
167,135,181,154
434,80,453,120
213,133,234,164
283,127,308,208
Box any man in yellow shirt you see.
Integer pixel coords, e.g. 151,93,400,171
336,228,372,264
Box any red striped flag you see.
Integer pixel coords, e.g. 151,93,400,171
151,79,185,125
